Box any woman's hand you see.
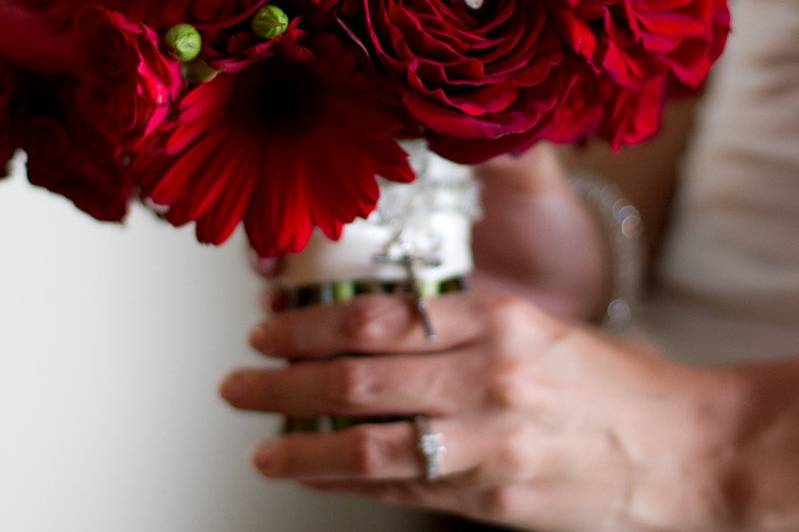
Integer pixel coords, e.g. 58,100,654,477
220,292,748,532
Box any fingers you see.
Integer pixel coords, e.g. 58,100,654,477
221,350,485,417
272,420,623,532
250,415,595,487
224,298,568,417
249,292,488,359
252,419,484,482
254,423,419,480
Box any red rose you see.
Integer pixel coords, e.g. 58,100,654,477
539,61,667,150
542,64,665,150
350,0,565,163
0,61,18,176
552,0,731,90
542,64,604,145
598,76,667,150
24,117,133,221
12,71,133,221
73,7,182,152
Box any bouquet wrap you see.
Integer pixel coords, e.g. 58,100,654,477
280,141,479,291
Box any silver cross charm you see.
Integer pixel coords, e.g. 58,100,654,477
373,252,441,342
400,255,437,342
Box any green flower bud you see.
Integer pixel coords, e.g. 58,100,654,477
251,5,289,40
165,23,202,63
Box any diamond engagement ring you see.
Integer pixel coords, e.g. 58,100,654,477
414,416,446,482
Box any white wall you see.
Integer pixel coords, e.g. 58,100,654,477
0,153,433,532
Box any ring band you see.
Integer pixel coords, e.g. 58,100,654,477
414,416,446,482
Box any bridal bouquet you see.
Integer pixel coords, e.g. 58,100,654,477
0,0,729,258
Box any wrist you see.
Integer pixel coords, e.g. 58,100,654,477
720,361,799,532
621,363,752,531
683,367,753,532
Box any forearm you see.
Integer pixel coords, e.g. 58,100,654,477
724,358,799,531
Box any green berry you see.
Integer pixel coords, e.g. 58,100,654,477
165,23,202,63
251,5,289,40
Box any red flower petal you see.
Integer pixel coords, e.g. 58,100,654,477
137,34,416,257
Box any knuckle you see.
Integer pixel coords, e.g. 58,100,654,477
483,294,570,351
484,295,530,333
479,487,519,516
340,296,401,344
474,426,531,484
325,359,374,410
485,357,526,409
349,427,386,477
493,427,530,473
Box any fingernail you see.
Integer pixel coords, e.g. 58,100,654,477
248,324,268,349
253,443,277,474
249,252,281,277
220,374,248,405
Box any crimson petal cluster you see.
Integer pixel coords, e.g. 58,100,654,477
553,0,731,90
0,0,731,256
359,0,564,163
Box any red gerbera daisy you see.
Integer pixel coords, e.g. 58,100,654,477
137,32,415,257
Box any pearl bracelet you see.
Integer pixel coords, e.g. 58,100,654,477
571,175,644,333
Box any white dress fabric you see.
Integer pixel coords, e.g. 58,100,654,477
638,0,799,364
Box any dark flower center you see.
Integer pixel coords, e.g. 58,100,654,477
231,57,325,138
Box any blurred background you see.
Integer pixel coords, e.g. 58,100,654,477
0,153,435,532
